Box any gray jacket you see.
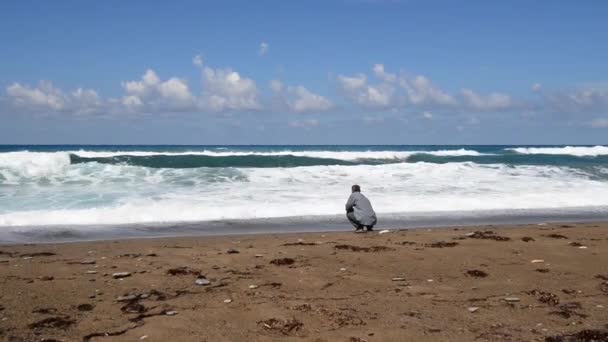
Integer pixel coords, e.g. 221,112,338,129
345,192,377,226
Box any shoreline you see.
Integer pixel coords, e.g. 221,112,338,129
2,208,608,245
1,221,607,341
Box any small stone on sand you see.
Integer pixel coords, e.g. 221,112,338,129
224,299,232,303
248,285,259,289
116,295,137,302
392,277,406,281
195,278,211,286
165,311,178,316
112,272,131,278
531,259,545,263
226,249,240,254
467,307,479,313
379,230,390,235
86,271,97,274
504,297,520,302
81,260,96,265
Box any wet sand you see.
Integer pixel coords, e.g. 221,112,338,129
0,222,607,341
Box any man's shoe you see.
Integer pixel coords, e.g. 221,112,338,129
365,226,374,231
354,228,366,234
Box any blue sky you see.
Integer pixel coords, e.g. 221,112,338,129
1,0,607,144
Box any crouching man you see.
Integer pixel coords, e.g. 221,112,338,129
345,184,377,233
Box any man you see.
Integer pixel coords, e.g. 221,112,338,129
345,184,377,233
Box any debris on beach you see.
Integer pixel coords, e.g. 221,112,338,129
531,259,545,263
545,329,608,342
258,318,303,335
165,311,178,316
425,241,458,248
549,302,587,319
503,297,520,303
116,294,137,302
527,289,560,306
195,277,211,286
334,244,394,252
466,270,489,278
465,231,510,241
248,284,259,289
392,277,406,281
167,267,200,276
283,242,317,246
467,307,480,313
379,230,390,235
270,258,295,266
112,272,131,279
28,316,76,330
544,234,568,239
224,299,232,303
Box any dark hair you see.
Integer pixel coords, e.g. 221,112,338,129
351,184,361,192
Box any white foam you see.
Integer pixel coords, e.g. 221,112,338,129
71,148,485,160
1,162,607,227
507,146,608,157
0,152,71,182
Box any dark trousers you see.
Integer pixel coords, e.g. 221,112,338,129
347,211,373,230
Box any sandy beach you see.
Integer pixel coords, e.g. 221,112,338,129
1,222,607,341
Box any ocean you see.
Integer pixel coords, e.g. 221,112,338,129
1,145,607,243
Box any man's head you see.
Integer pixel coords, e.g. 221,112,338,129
351,184,361,193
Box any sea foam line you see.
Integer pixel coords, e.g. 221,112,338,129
506,146,608,157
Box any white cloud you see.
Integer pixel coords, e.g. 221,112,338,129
6,81,101,114
338,65,455,109
546,85,608,113
337,73,395,108
532,83,542,92
192,54,203,67
461,88,512,111
258,42,269,56
200,66,261,111
422,111,433,119
372,64,396,83
7,81,66,111
120,69,195,111
270,80,332,113
401,75,456,106
287,86,333,113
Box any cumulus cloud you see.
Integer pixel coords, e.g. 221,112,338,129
6,81,101,114
532,83,542,92
270,80,332,113
422,111,433,119
120,69,195,112
401,75,456,106
544,85,608,113
461,89,513,111
337,73,395,108
200,66,261,111
258,42,269,56
338,64,455,109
